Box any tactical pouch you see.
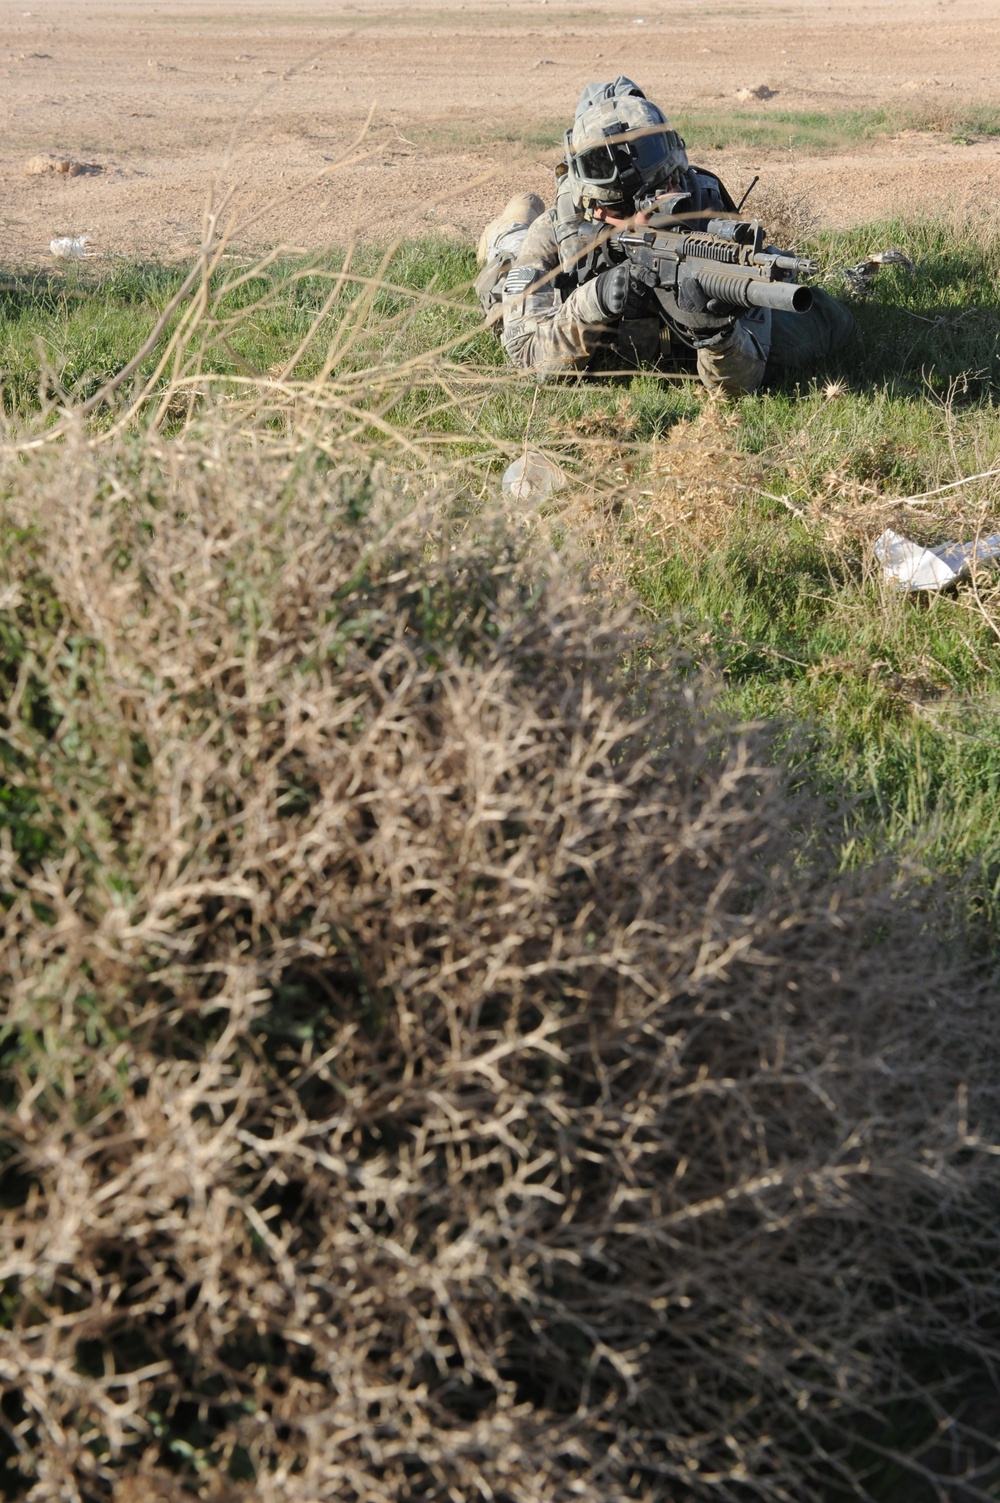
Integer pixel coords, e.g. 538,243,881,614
474,260,510,327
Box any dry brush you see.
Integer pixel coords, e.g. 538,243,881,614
0,427,998,1502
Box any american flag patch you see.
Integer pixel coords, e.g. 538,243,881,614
504,266,539,296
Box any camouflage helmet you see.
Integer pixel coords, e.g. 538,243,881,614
567,76,688,213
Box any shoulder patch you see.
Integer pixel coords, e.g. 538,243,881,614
504,265,540,297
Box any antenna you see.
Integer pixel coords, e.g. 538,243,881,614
736,174,760,214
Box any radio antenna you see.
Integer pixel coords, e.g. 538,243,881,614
736,174,760,214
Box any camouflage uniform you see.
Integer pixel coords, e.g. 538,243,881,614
477,176,855,396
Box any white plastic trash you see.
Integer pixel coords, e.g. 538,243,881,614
501,450,567,503
50,235,92,260
875,528,1000,592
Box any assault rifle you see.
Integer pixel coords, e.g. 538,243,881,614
610,208,818,322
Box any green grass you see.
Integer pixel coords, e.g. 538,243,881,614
637,513,1000,891
677,101,1000,154
0,243,491,414
3,212,1000,934
410,102,1000,159
623,214,1000,917
4,214,995,414
407,118,565,154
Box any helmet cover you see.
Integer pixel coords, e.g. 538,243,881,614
568,77,688,212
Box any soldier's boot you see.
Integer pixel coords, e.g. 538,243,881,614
476,192,546,266
475,192,546,325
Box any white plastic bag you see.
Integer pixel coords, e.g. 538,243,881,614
875,528,1000,591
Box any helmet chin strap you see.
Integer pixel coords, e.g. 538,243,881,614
603,126,643,204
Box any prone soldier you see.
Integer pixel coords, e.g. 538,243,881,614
475,76,856,396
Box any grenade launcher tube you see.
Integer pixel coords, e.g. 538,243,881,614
696,269,813,314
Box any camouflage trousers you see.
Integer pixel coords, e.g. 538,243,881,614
768,289,857,368
696,289,856,389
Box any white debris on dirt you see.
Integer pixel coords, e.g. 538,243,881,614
50,235,93,259
875,528,1000,591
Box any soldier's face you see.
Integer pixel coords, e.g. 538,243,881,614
593,204,650,228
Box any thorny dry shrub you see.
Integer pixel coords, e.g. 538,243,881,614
553,401,764,571
642,402,767,549
1,427,999,1503
723,163,819,253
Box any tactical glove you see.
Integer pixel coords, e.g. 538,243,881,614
673,276,739,345
593,263,654,322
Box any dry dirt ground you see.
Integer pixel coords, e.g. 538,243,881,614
1,0,999,267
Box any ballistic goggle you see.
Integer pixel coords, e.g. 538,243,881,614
573,125,678,187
